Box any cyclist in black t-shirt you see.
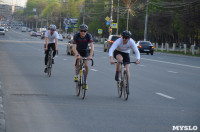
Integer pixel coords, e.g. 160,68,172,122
72,24,94,90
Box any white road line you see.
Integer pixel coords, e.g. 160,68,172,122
91,69,98,71
142,58,200,69
168,71,178,74
63,59,67,60
156,92,175,100
139,65,145,67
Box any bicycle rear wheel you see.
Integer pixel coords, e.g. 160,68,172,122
76,73,81,96
81,70,86,99
123,71,129,100
117,72,122,98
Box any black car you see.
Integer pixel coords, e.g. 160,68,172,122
136,41,154,55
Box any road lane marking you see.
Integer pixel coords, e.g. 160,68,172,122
139,65,145,67
91,69,98,71
168,71,178,74
156,92,175,100
141,58,200,69
63,59,67,61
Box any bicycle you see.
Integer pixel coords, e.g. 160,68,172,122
75,58,93,99
115,61,136,100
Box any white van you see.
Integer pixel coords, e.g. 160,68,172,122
21,27,27,32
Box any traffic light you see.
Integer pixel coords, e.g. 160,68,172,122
110,28,112,32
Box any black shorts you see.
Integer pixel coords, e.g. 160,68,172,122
114,50,130,65
77,49,90,57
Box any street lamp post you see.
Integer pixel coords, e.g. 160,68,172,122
144,0,149,41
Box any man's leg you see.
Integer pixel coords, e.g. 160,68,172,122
125,64,130,80
84,60,89,90
74,56,79,82
44,49,49,73
115,54,123,81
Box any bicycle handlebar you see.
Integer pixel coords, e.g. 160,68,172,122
114,61,137,64
75,58,94,66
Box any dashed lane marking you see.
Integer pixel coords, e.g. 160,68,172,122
168,71,178,74
91,69,98,71
156,92,175,100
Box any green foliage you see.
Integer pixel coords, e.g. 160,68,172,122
18,0,200,45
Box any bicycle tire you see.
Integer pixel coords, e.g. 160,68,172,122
81,69,86,99
117,71,122,98
76,72,81,96
47,52,52,77
123,71,129,100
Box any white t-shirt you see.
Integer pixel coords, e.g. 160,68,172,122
109,37,140,60
45,30,59,44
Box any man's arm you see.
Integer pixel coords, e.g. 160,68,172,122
55,38,58,51
44,37,48,50
72,44,79,57
89,42,94,58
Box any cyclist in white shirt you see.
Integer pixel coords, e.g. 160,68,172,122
109,30,140,81
44,24,59,73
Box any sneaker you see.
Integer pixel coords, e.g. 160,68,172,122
83,84,88,90
52,59,54,64
74,76,78,82
115,73,120,81
44,68,47,73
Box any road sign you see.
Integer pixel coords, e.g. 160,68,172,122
106,21,110,25
112,23,117,28
65,25,68,29
98,29,102,34
105,16,110,21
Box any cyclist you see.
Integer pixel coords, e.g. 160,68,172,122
44,24,59,73
72,24,94,90
109,30,140,81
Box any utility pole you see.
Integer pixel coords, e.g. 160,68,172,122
144,0,149,41
109,0,113,35
126,8,130,30
83,0,85,24
116,0,119,35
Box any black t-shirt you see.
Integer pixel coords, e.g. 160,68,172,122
73,33,93,51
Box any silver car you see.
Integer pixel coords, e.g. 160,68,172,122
0,27,5,35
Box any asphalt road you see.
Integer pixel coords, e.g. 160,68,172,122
0,29,200,132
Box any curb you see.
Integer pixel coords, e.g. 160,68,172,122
0,82,6,132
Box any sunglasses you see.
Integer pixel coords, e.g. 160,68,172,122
80,30,87,32
123,36,130,39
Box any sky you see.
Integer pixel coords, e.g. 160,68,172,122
1,0,27,7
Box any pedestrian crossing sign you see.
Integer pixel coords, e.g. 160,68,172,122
98,29,102,34
112,23,117,28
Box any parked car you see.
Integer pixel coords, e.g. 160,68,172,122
36,31,41,36
58,34,63,41
66,40,74,55
21,27,27,32
104,35,121,52
30,31,37,37
40,30,46,39
136,41,154,55
0,27,5,35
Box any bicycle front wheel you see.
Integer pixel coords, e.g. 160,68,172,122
47,55,52,77
81,70,86,99
117,72,122,98
123,71,129,100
